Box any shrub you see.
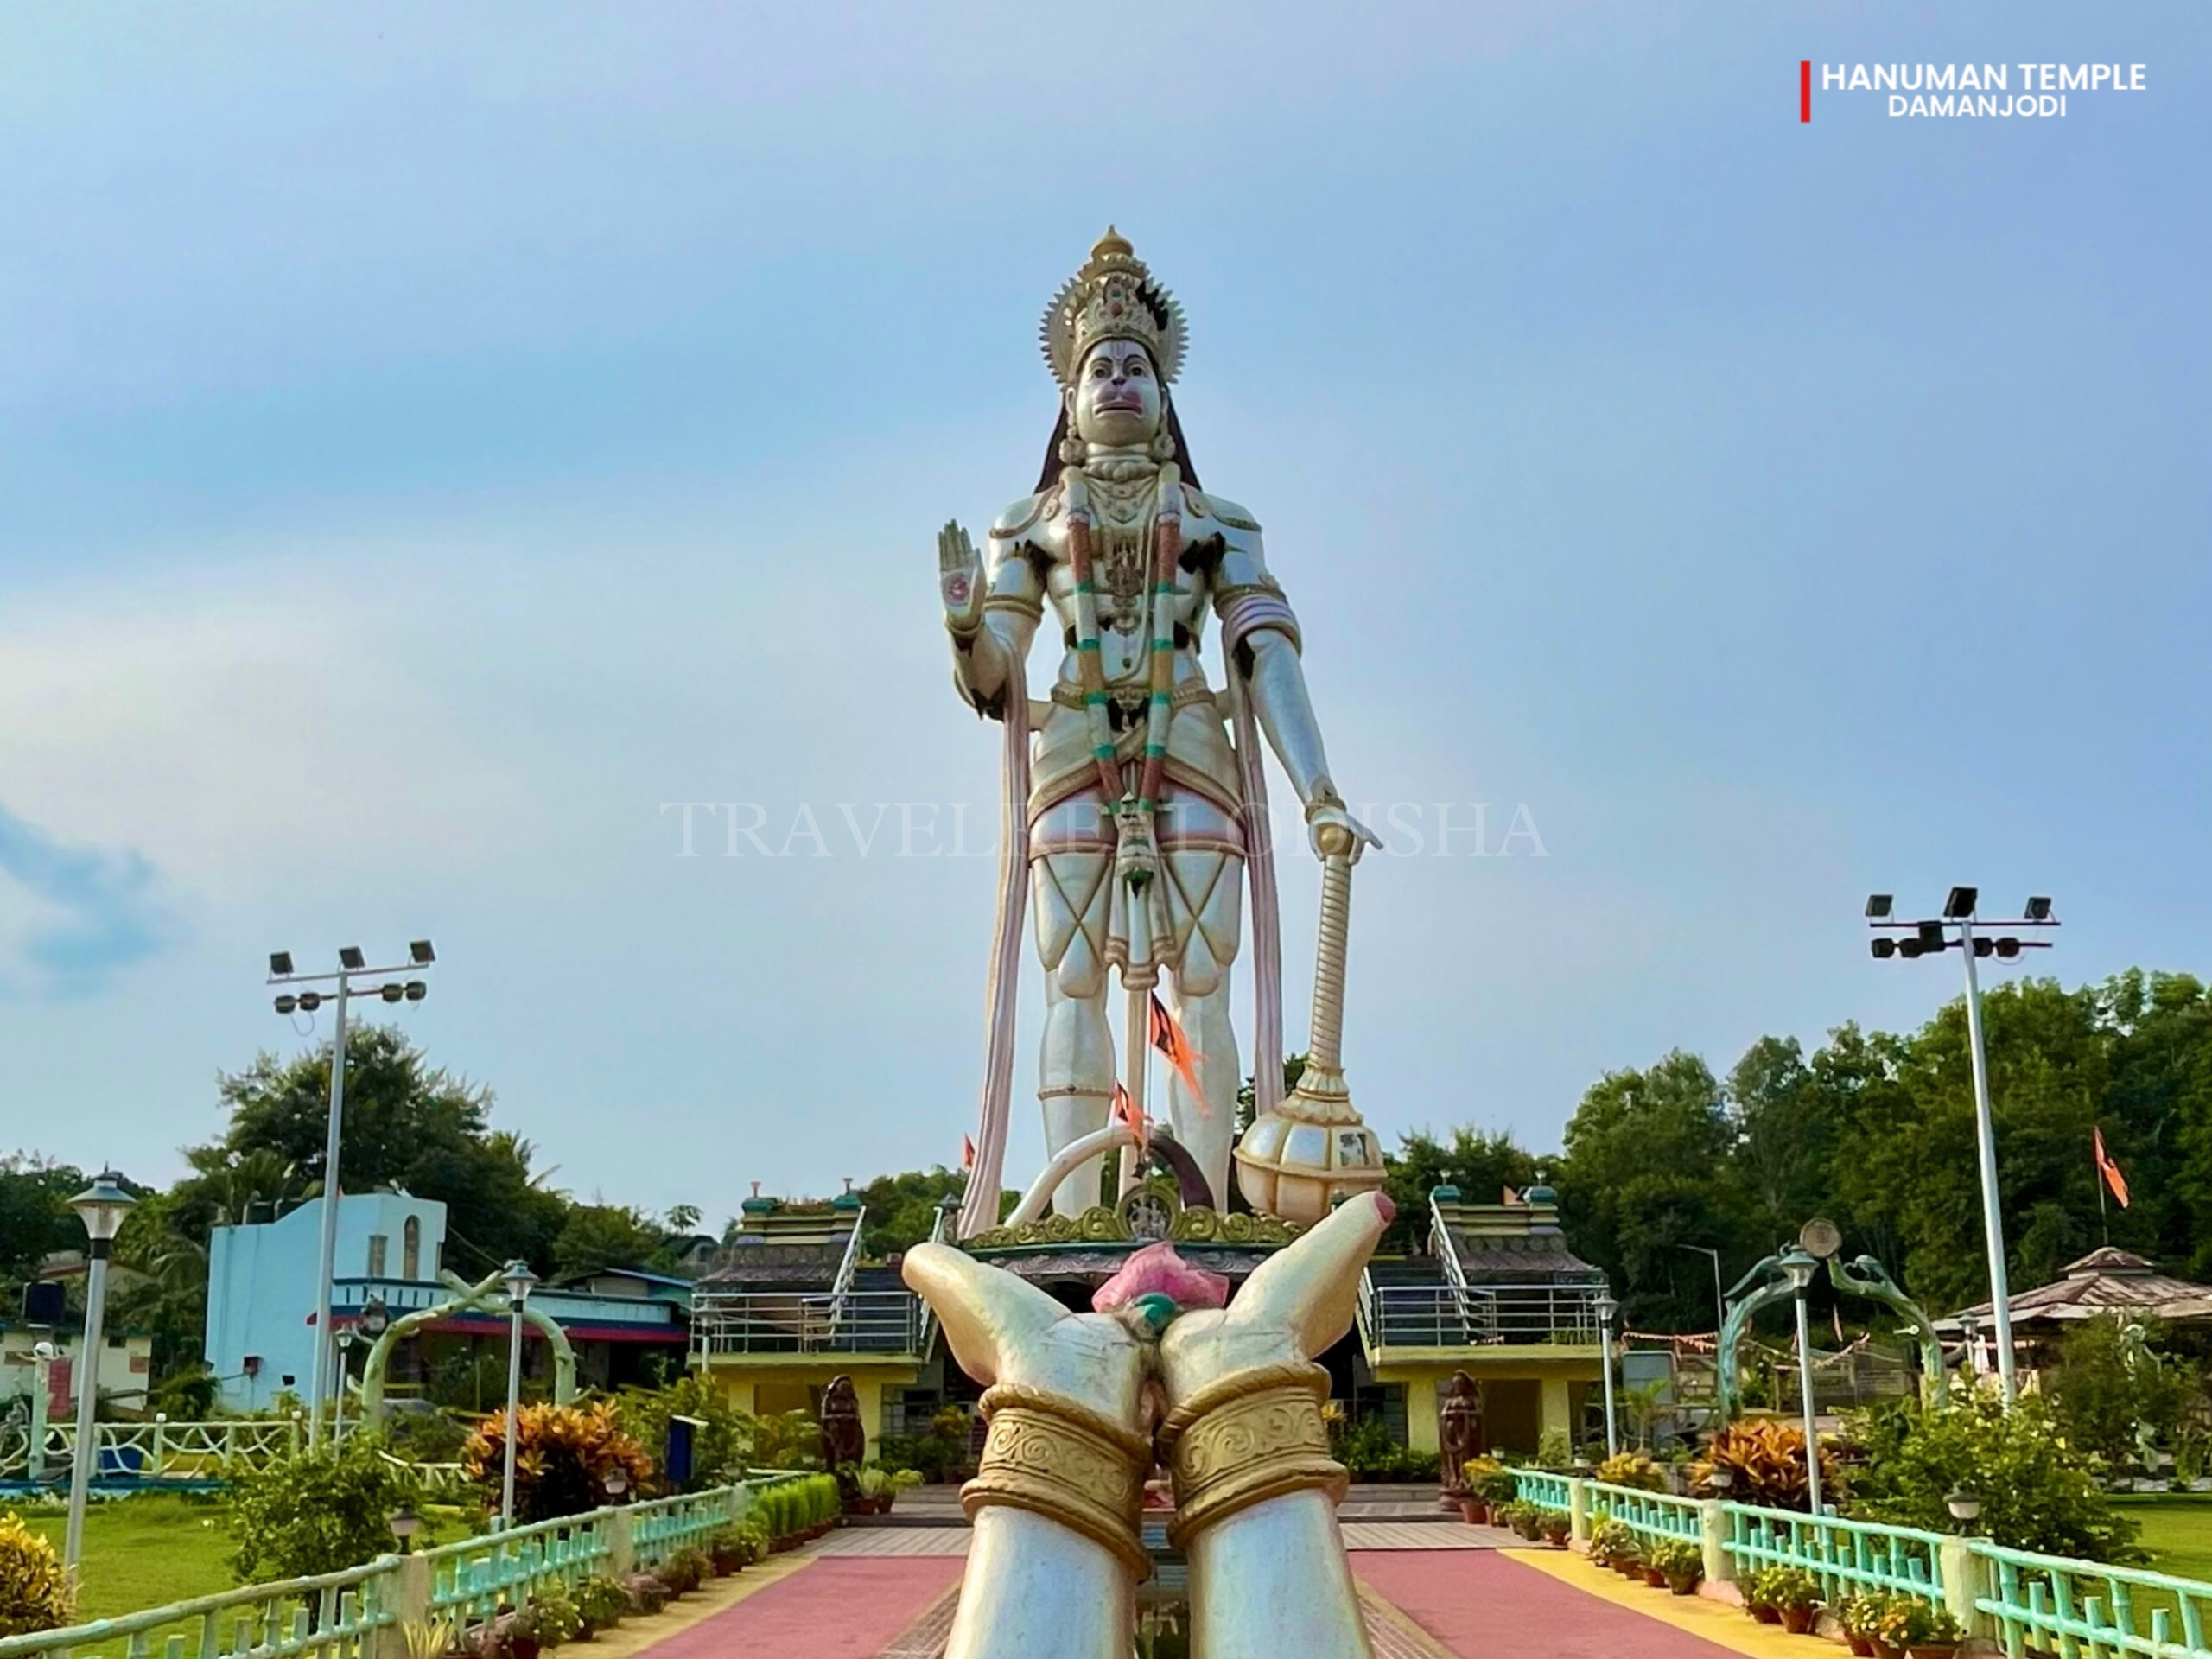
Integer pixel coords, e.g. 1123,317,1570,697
1649,1539,1702,1589
1463,1457,1521,1506
623,1573,667,1616
1871,1596,1958,1649
459,1402,653,1525
1692,1420,1843,1512
0,1513,71,1637
1845,1392,2141,1563
747,1408,827,1472
1588,1516,1637,1569
572,1577,629,1634
519,1591,582,1649
1835,1596,1883,1642
227,1433,421,1583
1332,1416,1439,1482
1535,1429,1573,1470
655,1548,709,1596
2050,1316,2189,1468
384,1408,471,1466
1594,1452,1667,1491
613,1376,753,1492
1748,1567,1821,1612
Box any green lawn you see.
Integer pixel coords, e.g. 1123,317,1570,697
2113,1496,2212,1584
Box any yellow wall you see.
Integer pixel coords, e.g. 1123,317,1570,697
697,1362,914,1460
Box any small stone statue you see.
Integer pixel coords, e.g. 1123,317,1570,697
1440,1370,1486,1495
820,1375,866,1497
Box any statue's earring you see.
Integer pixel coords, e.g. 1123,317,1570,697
1059,388,1084,465
1149,397,1177,462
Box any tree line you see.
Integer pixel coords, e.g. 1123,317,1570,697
4,966,2207,1398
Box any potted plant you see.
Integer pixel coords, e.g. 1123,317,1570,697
1835,1595,1879,1657
1460,1457,1509,1524
1742,1568,1781,1624
1589,1517,1637,1574
1539,1511,1572,1548
1872,1597,1961,1659
501,1605,542,1659
1650,1540,1703,1596
574,1577,629,1638
1759,1567,1823,1636
525,1592,582,1653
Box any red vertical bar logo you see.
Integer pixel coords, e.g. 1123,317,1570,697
1801,60,1813,122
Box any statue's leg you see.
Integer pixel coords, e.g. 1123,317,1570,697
1160,789,1246,1211
1033,798,1116,1217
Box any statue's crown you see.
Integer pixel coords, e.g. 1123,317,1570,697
1040,226,1187,390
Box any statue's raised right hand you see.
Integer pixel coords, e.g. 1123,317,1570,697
938,519,983,631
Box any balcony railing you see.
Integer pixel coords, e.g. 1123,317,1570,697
690,1288,923,1358
1366,1281,1606,1352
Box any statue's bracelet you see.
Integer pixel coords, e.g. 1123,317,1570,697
961,1382,1155,1578
1157,1362,1347,1549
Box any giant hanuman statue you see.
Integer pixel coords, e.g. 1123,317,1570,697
940,230,1388,1234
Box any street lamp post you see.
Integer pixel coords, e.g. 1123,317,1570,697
1679,1244,1725,1336
499,1260,538,1531
64,1171,136,1573
1594,1293,1621,1459
1866,889,2056,1408
1779,1244,1822,1516
267,941,435,1445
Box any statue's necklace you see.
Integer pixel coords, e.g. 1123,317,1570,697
1063,461,1183,822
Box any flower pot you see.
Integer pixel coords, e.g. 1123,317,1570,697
1847,1637,1874,1656
511,1639,542,1659
1752,1605,1783,1625
1868,1641,1897,1659
1459,1499,1482,1525
1668,1576,1701,1597
1644,1568,1669,1589
1783,1606,1816,1636
1907,1646,1960,1659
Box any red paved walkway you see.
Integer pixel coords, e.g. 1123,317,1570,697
1356,1551,1738,1658
646,1559,962,1657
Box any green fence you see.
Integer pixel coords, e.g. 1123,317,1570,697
0,1476,802,1659
1723,1504,1946,1605
1514,1470,2212,1659
1586,1481,1703,1548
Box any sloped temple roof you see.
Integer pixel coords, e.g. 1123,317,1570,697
1942,1247,2212,1328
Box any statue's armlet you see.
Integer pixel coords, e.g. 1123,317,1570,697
1211,525,1300,662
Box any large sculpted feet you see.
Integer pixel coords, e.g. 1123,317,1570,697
1154,1192,1395,1659
901,1243,1161,1659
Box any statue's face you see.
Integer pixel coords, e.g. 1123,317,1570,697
1072,339,1162,447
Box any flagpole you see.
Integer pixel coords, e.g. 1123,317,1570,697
2095,1128,2110,1246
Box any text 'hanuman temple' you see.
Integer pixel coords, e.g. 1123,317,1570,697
689,232,1615,1656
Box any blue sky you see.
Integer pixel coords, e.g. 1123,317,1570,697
2,3,2205,1222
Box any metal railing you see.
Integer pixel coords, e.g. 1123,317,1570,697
691,1288,923,1357
0,1416,331,1483
0,1476,798,1659
1586,1480,1704,1547
1722,1504,1946,1605
1366,1282,1607,1351
0,1558,394,1659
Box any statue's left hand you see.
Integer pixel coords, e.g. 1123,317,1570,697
1306,799,1381,862
903,1242,1152,1430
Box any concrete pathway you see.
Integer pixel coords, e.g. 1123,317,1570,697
615,1532,1815,1658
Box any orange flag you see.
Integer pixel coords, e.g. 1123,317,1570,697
1111,1082,1150,1151
1148,992,1206,1107
2094,1127,2131,1209
960,1135,976,1174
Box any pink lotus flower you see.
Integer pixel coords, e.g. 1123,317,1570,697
1093,1242,1230,1314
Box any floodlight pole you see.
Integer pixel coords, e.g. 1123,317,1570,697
307,969,352,1448
1957,916,2018,1406
269,943,435,1446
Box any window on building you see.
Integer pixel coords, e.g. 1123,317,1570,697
367,1235,387,1278
403,1217,421,1281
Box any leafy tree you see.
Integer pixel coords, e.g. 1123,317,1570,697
1559,1052,1741,1328
227,1433,422,1582
0,1154,86,1294
2049,1314,2189,1465
855,1167,967,1258
202,1025,569,1277
552,1204,666,1280
1847,1392,2141,1562
1381,1128,1539,1255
